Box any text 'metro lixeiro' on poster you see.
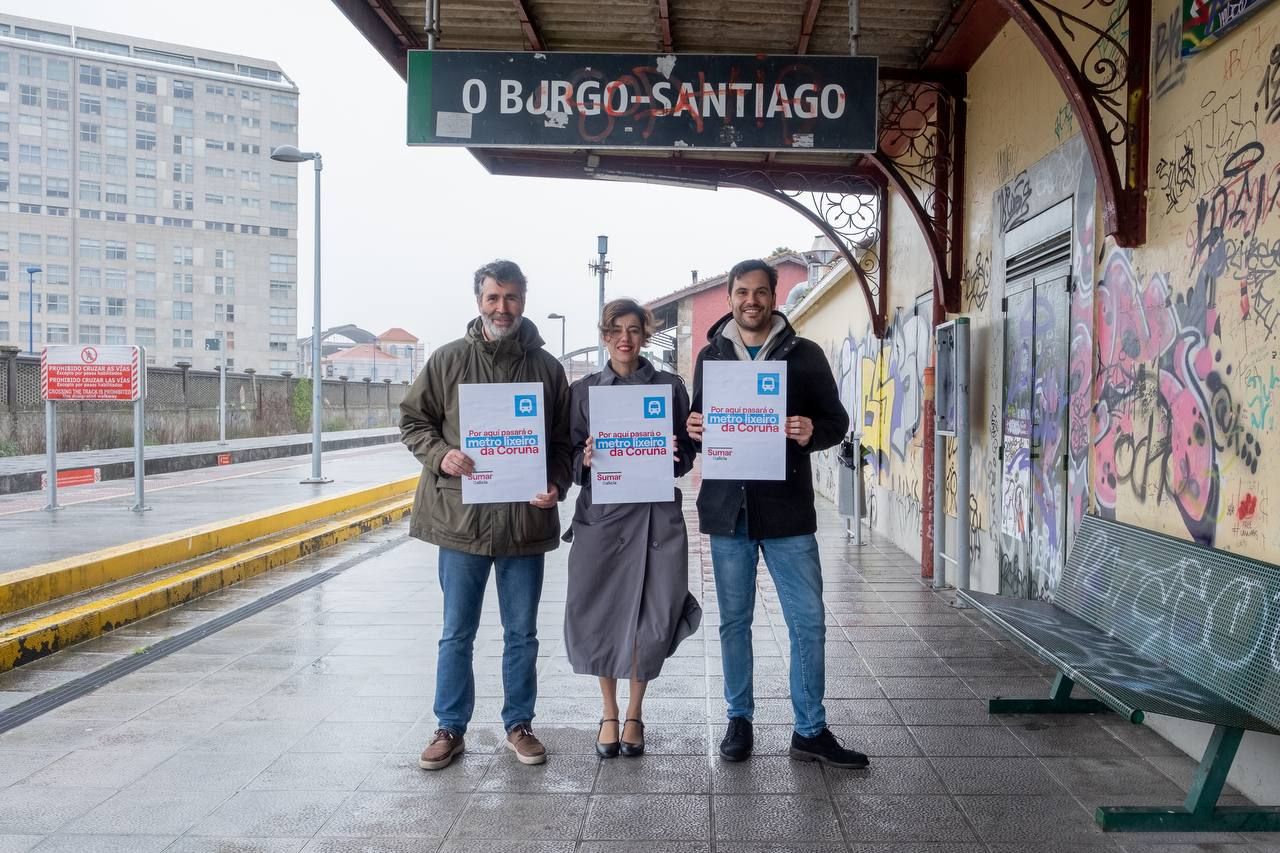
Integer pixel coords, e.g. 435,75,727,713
406,52,877,153
589,384,674,505
702,361,787,481
458,382,547,505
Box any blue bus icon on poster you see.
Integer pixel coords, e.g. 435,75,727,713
643,396,666,419
514,395,537,417
757,373,780,395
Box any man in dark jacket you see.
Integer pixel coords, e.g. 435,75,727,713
400,259,572,771
687,258,868,769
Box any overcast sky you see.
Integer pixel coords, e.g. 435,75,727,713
7,0,821,354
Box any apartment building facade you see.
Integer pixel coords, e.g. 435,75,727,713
0,14,299,372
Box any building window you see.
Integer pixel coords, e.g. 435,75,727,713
47,206,70,217
135,214,155,225
105,183,126,204
269,281,294,301
47,147,69,170
106,155,126,177
215,303,235,323
135,186,156,208
269,227,289,238
240,143,261,155
135,101,156,123
205,193,224,205
269,254,297,275
135,242,155,262
240,224,261,235
19,292,40,313
48,236,69,257
19,84,40,107
79,180,101,202
80,122,100,143
80,151,100,174
105,69,127,89
240,197,260,210
79,267,101,288
105,269,126,290
19,323,42,344
271,93,298,109
105,210,126,222
79,208,102,220
173,107,193,129
171,191,193,211
46,177,70,198
135,131,156,151
269,334,291,352
135,158,156,179
136,74,156,94
172,246,193,266
171,163,194,183
80,325,101,344
136,327,156,347
19,54,42,77
46,264,69,285
46,88,68,111
173,301,193,320
215,276,235,296
270,121,297,134
106,97,126,121
46,117,69,142
79,296,101,315
172,273,193,294
18,203,42,214
106,297,127,317
173,80,194,99
136,299,156,318
0,322,9,342
173,135,193,156
172,328,193,348
79,64,101,86
79,238,101,259
135,271,156,291
269,307,296,327
105,126,126,148
18,174,41,195
47,294,69,314
241,90,262,105
18,144,40,165
18,233,40,254
47,324,70,344
79,94,101,116
215,249,235,269
105,325,127,345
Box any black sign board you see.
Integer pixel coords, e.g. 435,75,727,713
407,51,878,152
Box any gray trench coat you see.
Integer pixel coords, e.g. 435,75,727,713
564,358,702,681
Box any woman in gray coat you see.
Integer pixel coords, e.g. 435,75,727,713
565,298,701,758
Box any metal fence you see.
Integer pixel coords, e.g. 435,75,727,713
0,348,412,454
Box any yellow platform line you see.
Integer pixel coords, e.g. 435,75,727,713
0,475,418,617
0,495,414,673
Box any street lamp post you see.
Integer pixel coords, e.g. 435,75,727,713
270,144,330,484
25,266,41,355
547,313,566,361
587,236,610,370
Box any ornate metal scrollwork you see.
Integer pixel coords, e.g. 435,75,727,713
719,170,887,336
998,0,1149,245
871,74,965,313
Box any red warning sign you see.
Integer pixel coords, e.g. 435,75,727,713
217,453,232,466
42,345,141,401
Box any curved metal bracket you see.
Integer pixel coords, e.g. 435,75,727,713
721,171,888,338
869,73,966,314
995,0,1149,247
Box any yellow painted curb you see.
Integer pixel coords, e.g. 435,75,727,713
0,475,418,617
0,495,413,673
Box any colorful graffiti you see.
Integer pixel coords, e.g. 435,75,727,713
1094,245,1264,546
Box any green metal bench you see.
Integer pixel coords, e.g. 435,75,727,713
958,514,1280,832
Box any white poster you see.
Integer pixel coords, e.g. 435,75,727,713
458,382,547,504
702,360,787,481
589,384,674,505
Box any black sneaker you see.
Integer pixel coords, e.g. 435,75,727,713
719,716,753,762
790,728,870,769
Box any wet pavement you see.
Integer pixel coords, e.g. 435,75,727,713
0,443,419,571
0,488,1276,852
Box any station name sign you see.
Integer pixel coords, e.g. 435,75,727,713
407,51,878,152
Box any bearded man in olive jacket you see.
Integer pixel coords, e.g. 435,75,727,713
400,259,572,771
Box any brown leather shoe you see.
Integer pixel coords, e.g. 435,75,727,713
419,728,464,770
504,723,547,765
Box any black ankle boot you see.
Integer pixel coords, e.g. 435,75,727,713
719,716,753,762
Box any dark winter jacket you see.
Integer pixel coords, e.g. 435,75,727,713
691,310,848,539
399,316,572,556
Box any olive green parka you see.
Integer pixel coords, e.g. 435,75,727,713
399,316,572,556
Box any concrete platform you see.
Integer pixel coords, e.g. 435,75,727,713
0,427,400,494
0,443,421,572
0,487,1272,852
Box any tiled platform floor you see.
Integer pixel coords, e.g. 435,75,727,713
0,493,1276,852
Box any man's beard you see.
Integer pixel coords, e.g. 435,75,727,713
482,313,523,340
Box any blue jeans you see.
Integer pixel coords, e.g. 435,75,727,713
434,547,544,736
710,514,827,737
